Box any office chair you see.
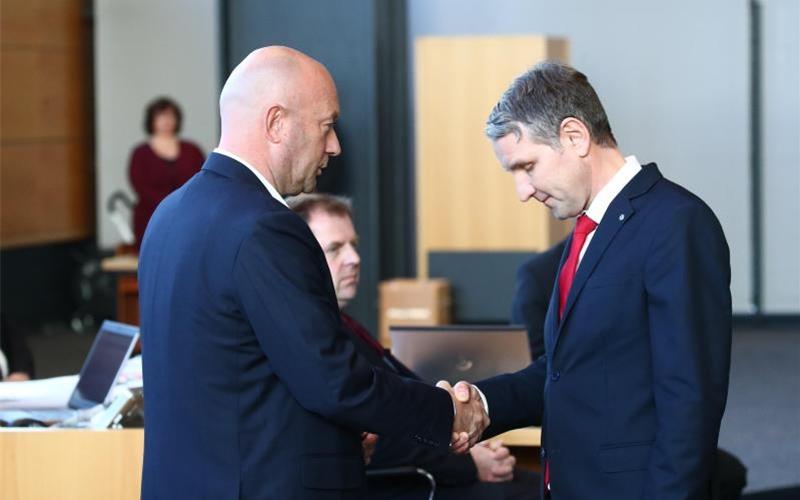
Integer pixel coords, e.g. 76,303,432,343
366,466,437,500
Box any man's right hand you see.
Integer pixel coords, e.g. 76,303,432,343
436,380,489,453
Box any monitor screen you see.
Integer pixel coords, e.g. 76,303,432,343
68,321,139,409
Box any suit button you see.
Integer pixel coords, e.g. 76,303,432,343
551,371,561,381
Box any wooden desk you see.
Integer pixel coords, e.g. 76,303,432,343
496,426,541,447
101,255,140,326
0,429,143,500
100,255,138,273
0,426,539,499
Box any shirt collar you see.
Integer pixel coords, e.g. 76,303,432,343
584,155,642,224
213,147,288,207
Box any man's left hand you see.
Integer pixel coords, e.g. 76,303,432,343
470,440,516,482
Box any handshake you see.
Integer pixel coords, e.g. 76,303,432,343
437,380,490,454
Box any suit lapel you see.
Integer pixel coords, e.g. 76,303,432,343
551,164,663,352
555,196,633,341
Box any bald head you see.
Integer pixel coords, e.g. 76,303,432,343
217,46,341,195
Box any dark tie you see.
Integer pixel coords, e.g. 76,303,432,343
558,214,598,320
340,313,385,357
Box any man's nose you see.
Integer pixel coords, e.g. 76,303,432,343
514,173,535,202
327,130,341,157
344,243,360,265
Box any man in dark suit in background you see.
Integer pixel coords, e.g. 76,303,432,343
138,46,488,500
290,193,540,500
511,239,567,359
449,61,733,499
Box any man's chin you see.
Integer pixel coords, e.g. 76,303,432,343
338,287,358,303
549,205,578,221
301,179,318,194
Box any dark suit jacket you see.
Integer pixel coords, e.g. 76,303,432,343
511,239,568,359
477,164,732,499
138,153,453,500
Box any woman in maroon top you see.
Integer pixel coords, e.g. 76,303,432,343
129,97,205,250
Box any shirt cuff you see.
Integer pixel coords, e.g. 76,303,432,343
473,384,489,416
438,385,489,416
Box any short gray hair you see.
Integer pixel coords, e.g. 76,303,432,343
485,60,617,148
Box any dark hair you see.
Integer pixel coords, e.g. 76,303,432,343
486,60,616,148
144,96,183,135
288,193,353,223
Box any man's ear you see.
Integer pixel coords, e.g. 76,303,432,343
559,117,591,157
265,105,285,143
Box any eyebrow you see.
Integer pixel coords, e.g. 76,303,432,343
324,236,357,250
504,160,528,172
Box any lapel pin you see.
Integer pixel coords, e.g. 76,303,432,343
618,214,625,221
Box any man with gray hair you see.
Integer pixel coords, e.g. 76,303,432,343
448,61,732,499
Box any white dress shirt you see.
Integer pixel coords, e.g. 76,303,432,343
0,348,8,379
578,155,642,265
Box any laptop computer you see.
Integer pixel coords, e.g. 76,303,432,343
389,325,532,384
0,320,139,425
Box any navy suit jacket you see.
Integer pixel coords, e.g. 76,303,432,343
477,164,732,499
138,153,453,500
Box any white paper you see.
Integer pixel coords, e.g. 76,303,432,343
0,375,78,410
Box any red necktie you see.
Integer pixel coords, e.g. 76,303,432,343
558,214,598,320
340,313,385,357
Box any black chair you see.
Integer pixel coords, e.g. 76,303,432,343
366,466,437,500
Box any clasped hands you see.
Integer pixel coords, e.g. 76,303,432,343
437,380,489,454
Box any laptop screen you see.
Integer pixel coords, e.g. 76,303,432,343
389,326,531,384
68,321,139,409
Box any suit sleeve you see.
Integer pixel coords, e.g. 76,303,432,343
369,426,479,486
643,203,732,499
474,354,547,438
232,212,454,453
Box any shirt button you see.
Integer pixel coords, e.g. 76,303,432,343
551,371,561,381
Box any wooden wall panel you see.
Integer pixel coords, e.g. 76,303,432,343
1,48,88,141
0,0,93,248
1,142,91,246
414,36,571,277
0,0,84,48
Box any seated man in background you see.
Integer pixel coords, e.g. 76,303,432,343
290,193,539,500
511,240,748,500
511,239,567,359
